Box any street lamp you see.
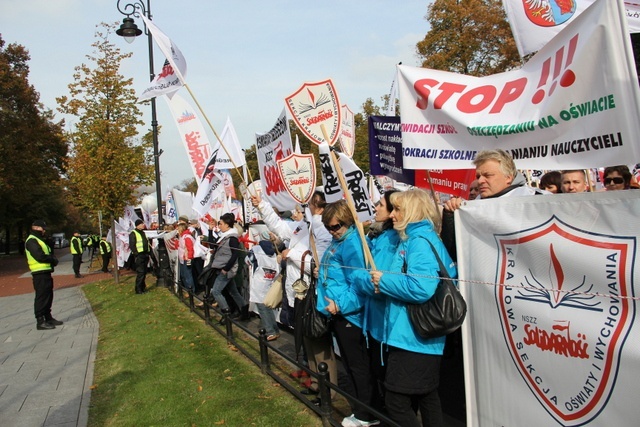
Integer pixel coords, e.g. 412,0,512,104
116,0,169,286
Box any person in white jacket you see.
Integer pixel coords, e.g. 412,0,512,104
251,191,338,401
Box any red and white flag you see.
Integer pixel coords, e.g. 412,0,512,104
138,15,187,99
165,93,212,180
502,0,640,57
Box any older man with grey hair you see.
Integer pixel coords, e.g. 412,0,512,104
441,149,548,260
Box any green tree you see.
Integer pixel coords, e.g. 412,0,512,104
0,35,68,251
416,0,522,76
56,23,154,223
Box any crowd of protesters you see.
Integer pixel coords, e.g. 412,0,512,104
110,151,638,427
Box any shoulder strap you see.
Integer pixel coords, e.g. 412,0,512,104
402,236,450,279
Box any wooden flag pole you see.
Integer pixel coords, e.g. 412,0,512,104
320,124,375,271
181,83,259,198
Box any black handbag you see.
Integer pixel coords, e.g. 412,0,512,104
406,238,466,339
300,260,330,339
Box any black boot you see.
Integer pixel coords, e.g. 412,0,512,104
219,308,231,325
46,316,63,326
37,316,55,330
239,304,250,321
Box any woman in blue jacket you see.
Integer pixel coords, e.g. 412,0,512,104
317,200,377,427
366,189,457,427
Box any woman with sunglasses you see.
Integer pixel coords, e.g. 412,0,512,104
318,200,378,427
365,188,456,427
603,165,633,191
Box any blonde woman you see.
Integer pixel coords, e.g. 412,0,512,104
367,188,456,427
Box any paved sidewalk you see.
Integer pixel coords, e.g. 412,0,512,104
0,251,100,427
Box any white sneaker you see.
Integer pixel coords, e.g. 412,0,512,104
341,414,380,427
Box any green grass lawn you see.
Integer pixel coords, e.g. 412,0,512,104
83,277,321,427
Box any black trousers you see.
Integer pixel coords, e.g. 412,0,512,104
191,257,204,293
72,254,82,275
332,315,377,422
134,253,149,293
101,253,111,272
32,273,53,319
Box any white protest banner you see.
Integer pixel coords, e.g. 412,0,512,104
455,191,640,426
318,143,374,222
165,93,212,180
339,104,355,158
503,0,640,57
399,0,640,171
192,149,224,217
255,109,296,211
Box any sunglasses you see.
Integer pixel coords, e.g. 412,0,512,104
325,223,343,232
605,177,624,185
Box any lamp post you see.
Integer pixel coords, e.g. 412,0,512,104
116,0,169,286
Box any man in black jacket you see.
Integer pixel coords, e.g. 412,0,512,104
70,231,83,278
24,220,62,330
129,219,150,294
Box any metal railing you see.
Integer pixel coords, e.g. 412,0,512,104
165,275,400,427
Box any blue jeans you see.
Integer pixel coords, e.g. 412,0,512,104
179,263,195,292
255,303,279,336
210,271,245,311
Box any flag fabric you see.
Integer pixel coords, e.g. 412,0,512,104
502,0,640,57
140,15,187,83
456,191,640,426
255,109,297,211
165,94,212,180
215,117,246,170
138,59,183,101
339,104,355,158
192,149,224,217
165,190,178,224
220,169,236,198
398,0,640,171
171,188,197,220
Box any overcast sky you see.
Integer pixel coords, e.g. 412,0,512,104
1,0,432,191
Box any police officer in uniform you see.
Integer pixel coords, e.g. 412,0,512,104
99,235,112,273
25,220,62,330
70,231,84,278
129,219,150,294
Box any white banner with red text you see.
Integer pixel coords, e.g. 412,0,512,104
455,191,640,426
399,0,640,171
165,93,212,181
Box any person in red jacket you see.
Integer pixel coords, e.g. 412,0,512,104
178,223,196,295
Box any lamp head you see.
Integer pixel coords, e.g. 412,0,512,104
116,17,142,43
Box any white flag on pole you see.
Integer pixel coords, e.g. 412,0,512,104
192,149,224,217
215,117,246,170
138,14,187,100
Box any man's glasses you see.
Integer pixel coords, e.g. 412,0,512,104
325,223,343,232
605,177,624,185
